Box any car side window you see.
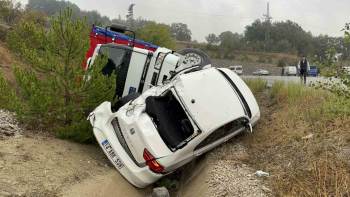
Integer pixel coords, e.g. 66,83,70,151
194,117,247,151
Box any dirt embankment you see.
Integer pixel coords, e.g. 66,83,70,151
0,111,270,197
0,41,17,85
0,110,151,197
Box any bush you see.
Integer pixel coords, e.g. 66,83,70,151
4,8,115,142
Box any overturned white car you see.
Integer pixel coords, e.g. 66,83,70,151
87,40,260,188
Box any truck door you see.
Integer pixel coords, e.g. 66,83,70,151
99,44,152,98
121,48,152,96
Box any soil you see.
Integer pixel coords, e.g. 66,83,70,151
0,132,150,197
0,110,150,197
0,108,270,197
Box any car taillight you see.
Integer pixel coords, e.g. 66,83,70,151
143,148,164,174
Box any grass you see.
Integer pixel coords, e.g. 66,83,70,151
242,81,350,196
245,79,267,95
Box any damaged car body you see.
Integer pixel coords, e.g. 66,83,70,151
87,25,260,188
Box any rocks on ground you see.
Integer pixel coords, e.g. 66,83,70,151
206,143,270,197
0,109,21,138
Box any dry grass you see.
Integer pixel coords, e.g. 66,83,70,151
242,82,350,196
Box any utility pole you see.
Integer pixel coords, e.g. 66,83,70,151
263,2,272,51
263,2,272,23
126,3,136,28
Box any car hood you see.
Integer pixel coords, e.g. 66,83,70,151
173,68,246,133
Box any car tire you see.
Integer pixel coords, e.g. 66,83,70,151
177,48,211,67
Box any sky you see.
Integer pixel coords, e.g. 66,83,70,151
16,0,350,42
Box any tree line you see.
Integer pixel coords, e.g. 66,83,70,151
1,0,349,61
206,20,350,61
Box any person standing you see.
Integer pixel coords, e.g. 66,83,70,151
298,56,309,84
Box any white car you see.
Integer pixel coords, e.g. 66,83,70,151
229,65,243,75
253,69,270,75
88,66,260,188
282,66,297,76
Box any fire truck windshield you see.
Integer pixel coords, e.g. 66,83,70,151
99,45,130,76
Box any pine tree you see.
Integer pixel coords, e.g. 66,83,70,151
6,8,115,142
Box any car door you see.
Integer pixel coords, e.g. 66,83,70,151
193,117,248,157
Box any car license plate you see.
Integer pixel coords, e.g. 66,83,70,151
101,140,124,169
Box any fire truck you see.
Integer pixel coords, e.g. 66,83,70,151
83,24,158,70
85,24,212,99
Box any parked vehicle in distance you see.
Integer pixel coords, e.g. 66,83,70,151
308,65,319,77
282,66,297,76
253,69,270,76
229,65,243,75
88,66,260,188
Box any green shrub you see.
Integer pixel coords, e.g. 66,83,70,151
3,8,115,142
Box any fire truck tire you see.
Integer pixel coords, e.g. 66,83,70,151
177,48,211,67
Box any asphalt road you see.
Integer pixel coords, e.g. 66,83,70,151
241,75,326,86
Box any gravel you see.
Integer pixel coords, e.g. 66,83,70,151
206,143,270,197
0,109,21,138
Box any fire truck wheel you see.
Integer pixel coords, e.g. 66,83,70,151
177,48,211,67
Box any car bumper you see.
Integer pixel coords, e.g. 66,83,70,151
90,102,163,188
